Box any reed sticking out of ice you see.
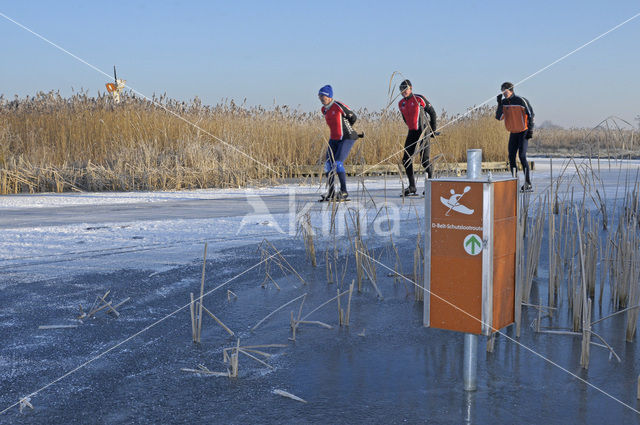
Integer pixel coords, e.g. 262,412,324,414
196,243,207,343
521,195,546,303
345,208,381,298
252,293,308,331
189,243,208,343
297,211,317,267
413,230,424,302
273,389,307,403
258,239,307,289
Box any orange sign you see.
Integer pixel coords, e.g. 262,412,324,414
425,178,517,335
429,181,484,334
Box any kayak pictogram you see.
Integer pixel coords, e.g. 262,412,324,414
440,186,475,216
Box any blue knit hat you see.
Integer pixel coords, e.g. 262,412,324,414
318,85,333,98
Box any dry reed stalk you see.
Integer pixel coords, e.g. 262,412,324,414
298,211,317,267
97,293,120,317
413,231,424,302
588,330,621,362
252,293,307,331
297,293,307,322
354,245,363,291
515,191,525,337
259,239,307,286
198,303,235,336
86,292,129,319
290,311,297,341
626,269,640,342
580,299,592,369
325,247,333,284
190,292,196,342
296,320,333,329
337,288,342,325
19,397,34,413
533,292,542,333
360,258,383,299
86,290,109,317
345,280,354,326
111,297,131,311
225,344,286,351
290,294,308,341
389,231,404,289
264,239,307,285
301,290,350,322
181,366,229,377
220,343,285,375
548,182,556,307
345,209,381,297
576,208,591,369
239,348,274,358
238,349,274,369
227,290,238,301
230,339,240,377
591,305,640,326
521,196,546,303
196,243,208,342
272,389,307,403
38,325,78,330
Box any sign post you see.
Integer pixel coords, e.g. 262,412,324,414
424,149,518,391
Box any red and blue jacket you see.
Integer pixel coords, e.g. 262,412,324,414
399,94,437,133
322,101,358,141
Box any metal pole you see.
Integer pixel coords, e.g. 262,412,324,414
463,333,478,391
464,150,479,392
466,149,482,179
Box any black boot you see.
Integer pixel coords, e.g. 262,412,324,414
521,183,533,192
402,186,417,197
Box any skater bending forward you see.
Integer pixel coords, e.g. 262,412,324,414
398,79,437,197
318,84,359,201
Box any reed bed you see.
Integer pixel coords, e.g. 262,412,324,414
521,159,640,368
0,91,510,194
534,116,637,159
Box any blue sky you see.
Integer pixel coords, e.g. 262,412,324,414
1,0,639,128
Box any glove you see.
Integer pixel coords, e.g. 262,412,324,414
496,94,502,104
525,129,533,139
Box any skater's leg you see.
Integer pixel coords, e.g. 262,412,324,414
324,140,339,196
403,130,420,189
419,136,432,179
517,135,531,185
508,133,519,177
334,139,355,193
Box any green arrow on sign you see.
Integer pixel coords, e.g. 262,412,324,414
465,235,482,255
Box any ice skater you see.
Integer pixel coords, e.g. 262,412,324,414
495,82,535,192
398,79,437,197
318,84,360,201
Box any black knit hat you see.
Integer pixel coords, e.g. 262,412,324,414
399,79,412,92
500,82,514,92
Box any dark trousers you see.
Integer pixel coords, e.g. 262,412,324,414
402,129,432,188
508,131,531,184
325,138,356,193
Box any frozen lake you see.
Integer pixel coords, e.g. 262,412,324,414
1,158,640,424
